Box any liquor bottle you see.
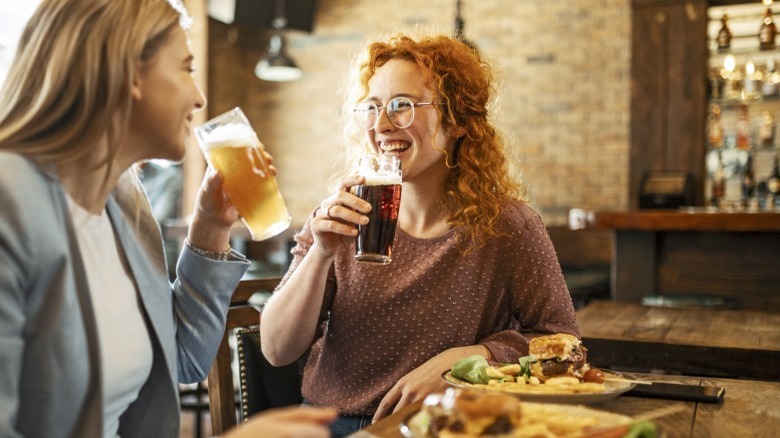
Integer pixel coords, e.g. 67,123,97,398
742,155,756,204
712,152,726,208
717,14,732,51
723,61,742,101
759,8,777,51
762,59,779,98
735,104,752,150
709,67,724,99
757,180,769,210
768,155,780,209
758,111,776,148
708,105,724,149
743,61,762,100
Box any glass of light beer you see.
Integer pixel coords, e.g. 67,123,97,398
194,107,291,241
354,153,402,264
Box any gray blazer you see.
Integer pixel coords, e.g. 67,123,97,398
0,153,249,437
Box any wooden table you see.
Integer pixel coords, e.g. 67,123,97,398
352,373,780,437
576,301,780,380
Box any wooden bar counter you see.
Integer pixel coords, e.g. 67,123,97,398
582,210,780,311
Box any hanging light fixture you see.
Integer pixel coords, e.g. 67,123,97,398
255,0,302,82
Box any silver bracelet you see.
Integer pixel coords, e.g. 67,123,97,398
184,238,231,261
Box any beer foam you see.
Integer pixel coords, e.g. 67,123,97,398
200,122,258,150
363,173,402,186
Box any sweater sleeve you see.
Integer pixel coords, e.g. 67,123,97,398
479,204,579,363
273,212,336,335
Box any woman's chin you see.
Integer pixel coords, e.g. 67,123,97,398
163,144,187,162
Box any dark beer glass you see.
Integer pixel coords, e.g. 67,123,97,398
354,154,402,264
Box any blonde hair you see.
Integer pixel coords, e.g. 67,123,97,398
0,0,189,176
342,33,525,250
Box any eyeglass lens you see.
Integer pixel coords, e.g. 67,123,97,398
355,97,416,130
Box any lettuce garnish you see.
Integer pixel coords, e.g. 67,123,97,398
451,355,489,384
517,355,538,378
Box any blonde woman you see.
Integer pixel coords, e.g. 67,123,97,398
260,33,579,437
0,0,334,436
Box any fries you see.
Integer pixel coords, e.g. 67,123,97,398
497,363,522,376
461,379,607,395
450,364,608,395
515,402,632,437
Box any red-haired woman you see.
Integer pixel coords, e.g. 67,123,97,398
261,32,579,437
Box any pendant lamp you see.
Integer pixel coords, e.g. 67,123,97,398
255,0,301,81
454,0,478,51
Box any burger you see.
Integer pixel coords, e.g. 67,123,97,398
414,388,523,437
410,388,657,438
528,333,590,382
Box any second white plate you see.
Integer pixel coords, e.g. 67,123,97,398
441,370,637,404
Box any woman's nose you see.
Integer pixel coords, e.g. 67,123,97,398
373,107,396,132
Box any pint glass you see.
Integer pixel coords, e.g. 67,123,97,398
354,153,402,264
194,108,291,241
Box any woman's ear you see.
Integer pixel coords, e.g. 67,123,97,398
130,69,143,101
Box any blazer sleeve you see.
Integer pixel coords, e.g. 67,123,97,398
171,246,249,383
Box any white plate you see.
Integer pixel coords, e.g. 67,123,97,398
441,370,637,404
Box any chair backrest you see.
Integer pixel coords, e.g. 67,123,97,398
207,277,302,435
235,328,303,419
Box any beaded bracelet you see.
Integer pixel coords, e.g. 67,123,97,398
184,238,232,261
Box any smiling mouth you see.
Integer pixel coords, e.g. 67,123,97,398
380,141,410,154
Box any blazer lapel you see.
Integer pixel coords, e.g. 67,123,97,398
104,193,177,380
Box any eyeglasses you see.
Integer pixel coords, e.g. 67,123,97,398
353,96,443,130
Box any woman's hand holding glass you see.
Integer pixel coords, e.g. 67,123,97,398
187,150,277,253
310,175,371,260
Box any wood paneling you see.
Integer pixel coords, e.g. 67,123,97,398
613,230,657,300
630,3,669,209
546,226,613,269
630,0,708,208
666,4,707,201
656,232,780,309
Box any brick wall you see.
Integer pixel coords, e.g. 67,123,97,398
207,0,631,228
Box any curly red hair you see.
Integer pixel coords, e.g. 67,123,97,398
343,33,525,250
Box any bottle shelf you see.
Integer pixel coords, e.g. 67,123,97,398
707,3,780,210
709,46,780,63
710,95,780,108
708,2,780,64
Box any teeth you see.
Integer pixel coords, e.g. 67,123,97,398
381,141,409,152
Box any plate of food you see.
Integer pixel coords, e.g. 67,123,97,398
400,388,658,438
442,333,638,404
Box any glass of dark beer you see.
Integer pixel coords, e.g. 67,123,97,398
354,153,402,264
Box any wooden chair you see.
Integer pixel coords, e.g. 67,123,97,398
206,277,303,435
